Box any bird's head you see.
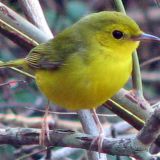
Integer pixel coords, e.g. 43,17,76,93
81,11,160,58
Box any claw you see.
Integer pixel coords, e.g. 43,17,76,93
90,109,105,157
39,103,50,146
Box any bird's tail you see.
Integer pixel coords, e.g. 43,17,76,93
0,58,27,68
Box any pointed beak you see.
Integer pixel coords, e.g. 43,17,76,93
131,33,160,42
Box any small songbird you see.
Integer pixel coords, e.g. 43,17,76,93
0,11,159,150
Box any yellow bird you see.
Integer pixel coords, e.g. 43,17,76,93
0,11,159,148
0,11,160,151
1,11,159,110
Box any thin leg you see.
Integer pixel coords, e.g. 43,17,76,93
91,109,104,154
39,101,50,145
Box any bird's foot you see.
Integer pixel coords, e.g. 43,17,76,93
90,132,104,156
91,109,105,156
125,89,150,109
39,104,50,146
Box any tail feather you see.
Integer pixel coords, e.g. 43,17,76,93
0,58,26,68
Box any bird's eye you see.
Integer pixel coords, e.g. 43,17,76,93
112,30,124,39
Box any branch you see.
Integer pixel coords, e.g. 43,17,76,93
104,99,144,130
18,0,53,39
112,89,153,121
137,108,160,148
0,2,49,50
0,127,154,159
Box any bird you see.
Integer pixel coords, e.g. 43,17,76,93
0,11,159,151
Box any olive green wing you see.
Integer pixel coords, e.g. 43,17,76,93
25,40,62,69
25,26,86,70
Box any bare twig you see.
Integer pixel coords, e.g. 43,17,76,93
141,56,160,68
0,2,49,48
0,113,55,128
18,0,53,39
111,89,153,121
104,99,144,130
137,108,160,148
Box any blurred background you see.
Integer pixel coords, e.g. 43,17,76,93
0,0,159,159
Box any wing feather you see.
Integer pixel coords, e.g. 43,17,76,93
25,25,86,70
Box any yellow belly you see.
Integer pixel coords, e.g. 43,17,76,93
35,54,132,110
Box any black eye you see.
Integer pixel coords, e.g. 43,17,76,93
112,30,124,39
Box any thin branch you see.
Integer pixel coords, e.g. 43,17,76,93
137,108,160,148
132,53,144,97
112,89,153,121
10,67,35,79
0,113,55,128
141,56,160,68
18,0,53,39
0,62,35,79
0,2,49,46
104,99,144,130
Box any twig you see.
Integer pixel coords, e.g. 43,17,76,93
0,2,49,47
141,56,160,68
0,113,55,128
137,108,160,148
104,99,144,130
18,0,53,39
10,67,35,79
112,89,153,121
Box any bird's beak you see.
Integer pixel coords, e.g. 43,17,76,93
131,33,160,42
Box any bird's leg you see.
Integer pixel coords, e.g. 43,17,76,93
39,101,50,146
91,109,104,154
125,89,150,109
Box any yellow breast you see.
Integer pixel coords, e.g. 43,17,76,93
36,51,132,110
